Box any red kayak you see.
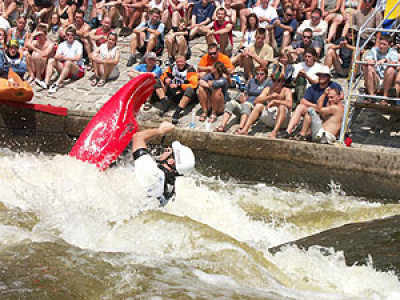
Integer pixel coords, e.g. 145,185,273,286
69,74,156,170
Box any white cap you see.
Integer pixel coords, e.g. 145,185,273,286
172,141,195,175
316,65,331,76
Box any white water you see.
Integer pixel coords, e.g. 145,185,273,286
1,152,400,300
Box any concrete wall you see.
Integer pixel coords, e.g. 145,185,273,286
1,105,400,178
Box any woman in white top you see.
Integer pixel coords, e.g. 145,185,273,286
231,13,258,66
90,32,120,86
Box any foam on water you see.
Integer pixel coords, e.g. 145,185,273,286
1,152,400,299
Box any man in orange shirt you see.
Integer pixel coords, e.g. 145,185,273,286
197,43,234,77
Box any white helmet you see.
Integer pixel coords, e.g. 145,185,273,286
172,141,195,175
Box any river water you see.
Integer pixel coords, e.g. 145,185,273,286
1,149,400,300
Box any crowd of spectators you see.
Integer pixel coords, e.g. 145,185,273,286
0,0,391,144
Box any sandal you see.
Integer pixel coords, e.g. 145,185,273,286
199,112,207,122
97,79,106,87
234,127,243,134
143,103,152,111
214,125,225,132
294,133,309,141
208,114,217,123
91,77,99,86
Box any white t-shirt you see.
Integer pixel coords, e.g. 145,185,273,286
0,16,10,33
297,19,328,38
56,40,84,67
251,5,278,28
293,62,322,88
98,43,120,79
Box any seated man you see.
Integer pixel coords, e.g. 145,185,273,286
189,0,215,39
266,5,298,54
204,8,233,57
280,65,342,139
25,24,55,84
352,0,382,49
197,42,234,77
60,9,91,41
234,28,272,80
127,8,165,67
39,27,85,94
0,39,28,78
159,55,198,123
287,28,321,61
127,51,164,109
236,66,293,138
324,25,357,78
292,47,321,106
363,35,398,104
298,86,344,144
297,8,327,45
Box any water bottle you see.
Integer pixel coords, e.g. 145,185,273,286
189,110,196,129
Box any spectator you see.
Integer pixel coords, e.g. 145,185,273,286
189,0,215,39
321,0,343,44
38,27,85,95
159,55,199,123
0,15,10,33
127,51,164,110
236,64,293,138
30,0,55,23
197,43,234,77
235,13,258,56
363,35,398,104
235,28,272,80
214,0,236,26
84,16,115,69
240,0,278,30
95,0,121,29
341,0,362,41
55,0,73,28
324,25,357,78
47,12,62,45
285,28,321,61
204,7,233,57
163,0,185,32
120,0,151,37
7,15,27,51
297,8,327,47
280,65,342,140
2,0,18,21
60,9,91,41
165,18,189,66
293,0,318,21
0,28,7,50
266,5,297,53
25,24,54,84
352,0,382,48
214,65,269,133
198,61,231,123
127,8,165,67
292,47,321,106
298,87,344,144
0,39,28,78
90,32,120,87
272,49,295,87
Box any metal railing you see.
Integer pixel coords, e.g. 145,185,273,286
339,1,400,143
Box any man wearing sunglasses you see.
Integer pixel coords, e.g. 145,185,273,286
267,6,298,53
133,122,195,206
297,8,327,52
287,27,321,61
197,43,234,77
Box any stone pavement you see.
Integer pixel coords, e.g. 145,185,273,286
28,33,400,154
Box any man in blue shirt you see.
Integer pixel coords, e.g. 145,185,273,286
279,65,342,139
266,5,297,53
189,0,215,39
127,8,165,67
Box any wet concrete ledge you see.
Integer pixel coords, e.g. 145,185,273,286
1,104,400,179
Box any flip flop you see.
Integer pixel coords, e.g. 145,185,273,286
234,127,243,134
91,77,99,86
214,125,225,132
208,114,217,123
199,112,207,122
97,79,106,87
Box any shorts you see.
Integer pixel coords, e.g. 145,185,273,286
134,151,165,199
62,62,85,79
138,41,164,56
167,86,197,103
315,127,337,144
225,100,253,116
260,106,290,128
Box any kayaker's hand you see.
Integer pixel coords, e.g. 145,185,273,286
159,122,175,134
